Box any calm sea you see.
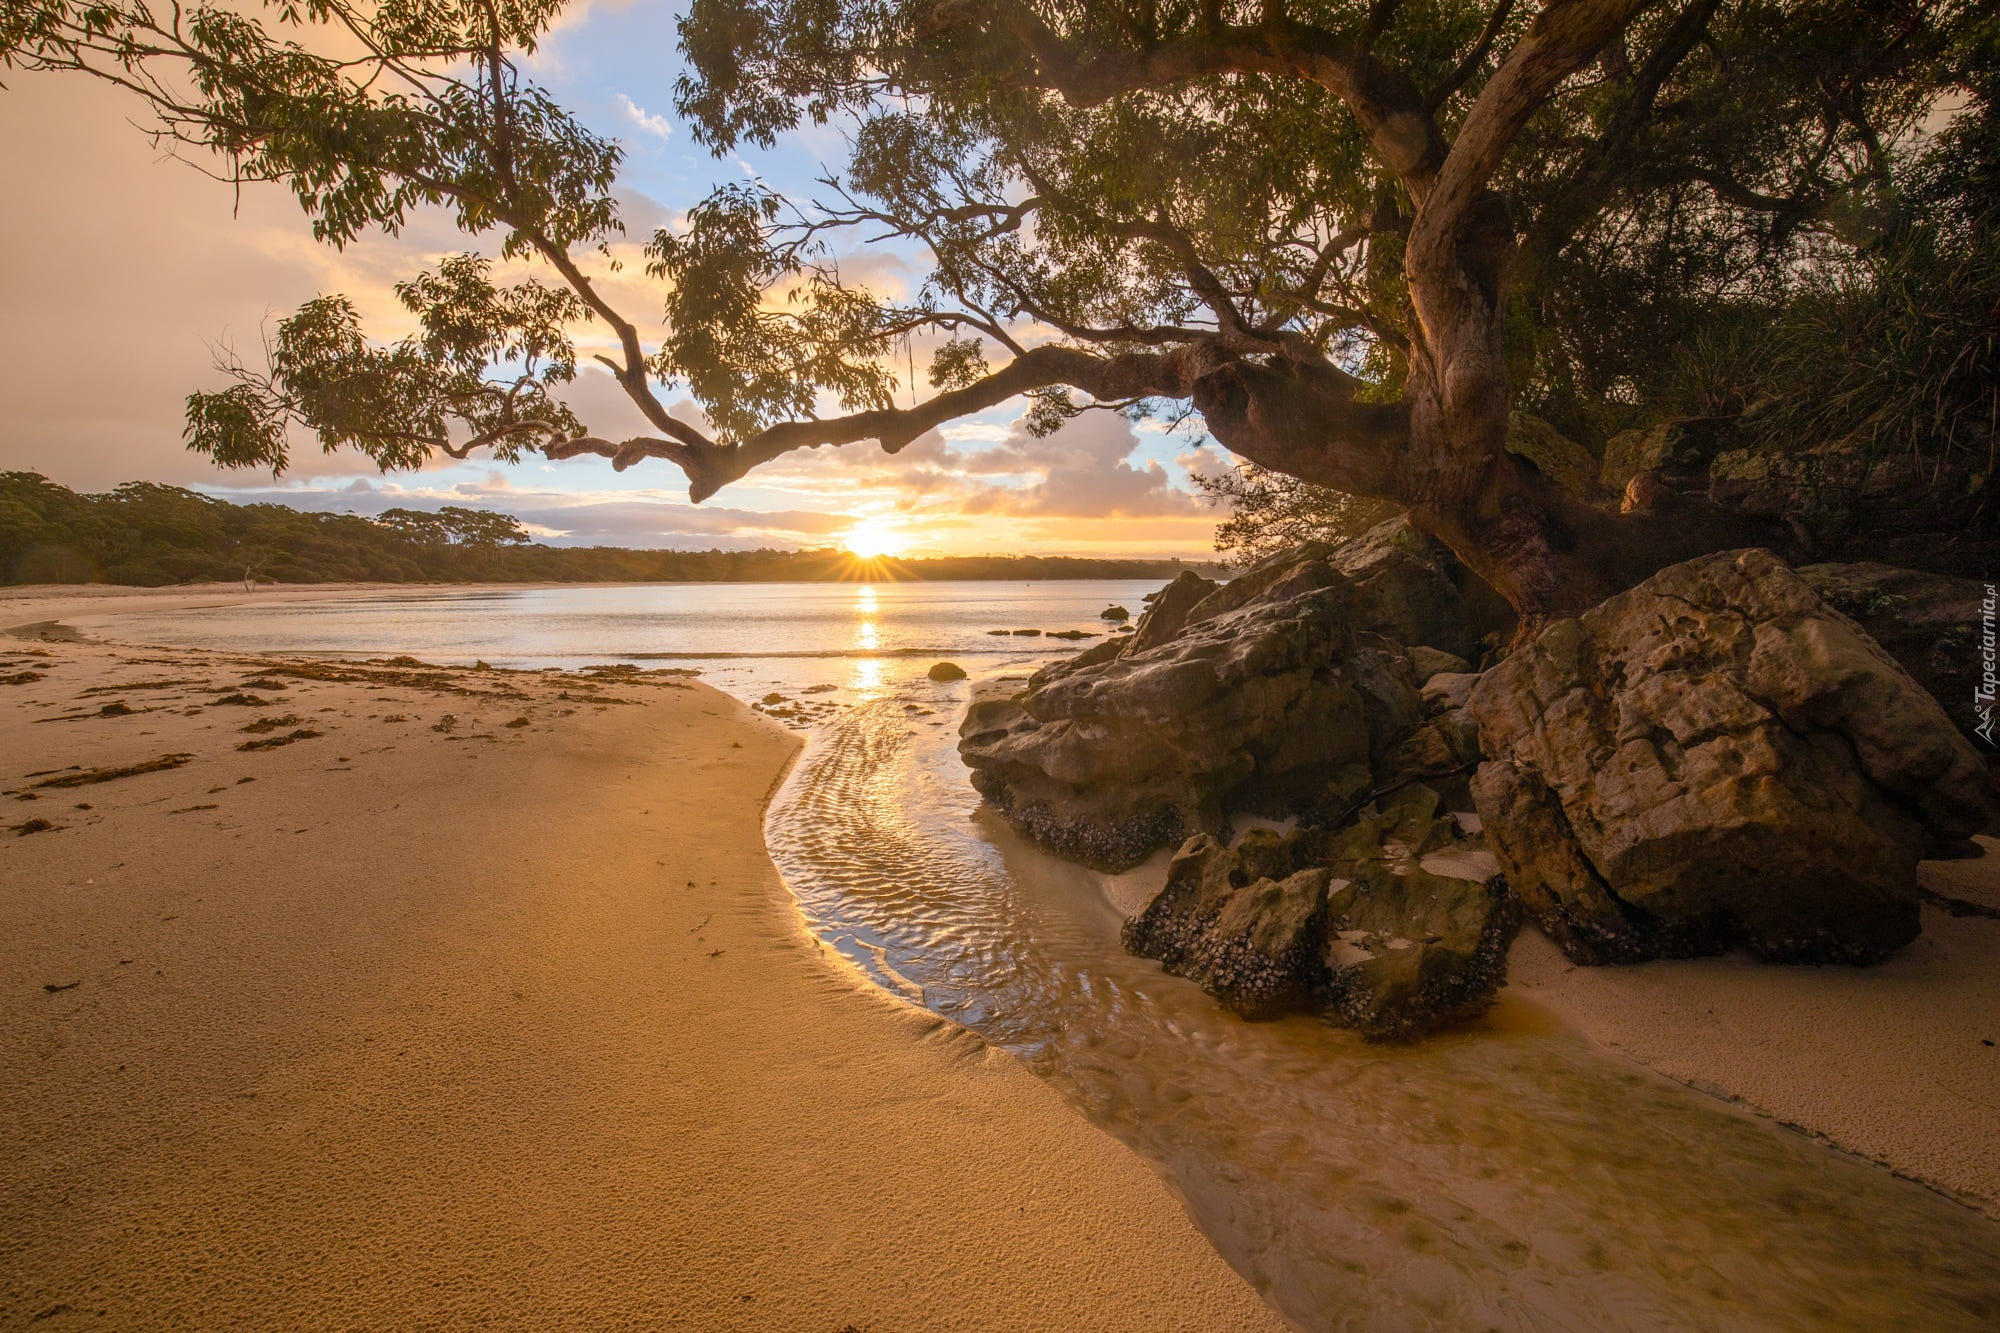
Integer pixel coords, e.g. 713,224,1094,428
54,579,2000,1330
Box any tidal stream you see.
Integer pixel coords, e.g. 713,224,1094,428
769,691,2000,1331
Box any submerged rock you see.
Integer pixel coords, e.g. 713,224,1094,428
1470,548,1994,965
1123,791,1514,1039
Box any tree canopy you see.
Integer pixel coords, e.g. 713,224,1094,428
4,0,1992,612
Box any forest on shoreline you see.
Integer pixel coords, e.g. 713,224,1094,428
0,474,1214,587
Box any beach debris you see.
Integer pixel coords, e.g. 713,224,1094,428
80,678,202,694
32,701,143,724
688,914,712,932
926,662,967,682
10,622,77,642
237,729,322,751
432,714,458,733
707,949,725,958
12,818,57,836
24,754,193,790
504,716,530,728
209,692,272,707
253,659,525,701
239,714,301,734
168,804,219,814
41,981,80,993
1,671,46,685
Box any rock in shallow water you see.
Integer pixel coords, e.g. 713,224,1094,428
1123,790,1515,1039
1469,548,1994,965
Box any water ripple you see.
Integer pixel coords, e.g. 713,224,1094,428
770,698,2000,1332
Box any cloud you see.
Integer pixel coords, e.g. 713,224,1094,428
0,60,1221,559
193,476,857,549
616,94,673,139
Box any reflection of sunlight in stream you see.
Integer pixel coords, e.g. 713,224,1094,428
849,657,888,697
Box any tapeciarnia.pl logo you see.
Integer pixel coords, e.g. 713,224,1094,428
1977,582,1997,746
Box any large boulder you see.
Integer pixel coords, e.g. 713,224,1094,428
1470,548,1994,965
1123,790,1515,1040
1322,516,1497,661
1799,561,1993,746
959,547,1418,869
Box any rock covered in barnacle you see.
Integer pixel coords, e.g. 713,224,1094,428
1122,789,1514,1040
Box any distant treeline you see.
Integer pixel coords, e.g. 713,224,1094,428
0,473,1215,586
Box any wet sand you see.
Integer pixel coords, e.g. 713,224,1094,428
0,627,1283,1329
1507,844,2000,1215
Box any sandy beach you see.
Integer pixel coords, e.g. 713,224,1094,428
1506,845,2000,1215
0,618,1284,1329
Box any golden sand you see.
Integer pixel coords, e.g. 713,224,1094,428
0,623,1283,1330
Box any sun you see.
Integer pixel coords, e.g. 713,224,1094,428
841,518,906,561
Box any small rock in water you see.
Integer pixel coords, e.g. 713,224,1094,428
986,630,1012,636
1010,629,1042,637
1100,605,1131,622
1046,630,1096,640
927,662,968,682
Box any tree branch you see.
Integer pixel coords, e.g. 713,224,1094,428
921,0,1449,194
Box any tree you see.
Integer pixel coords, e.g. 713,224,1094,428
1191,462,1399,565
3,0,1985,624
375,506,534,547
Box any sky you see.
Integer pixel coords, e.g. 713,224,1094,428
0,2,1227,559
